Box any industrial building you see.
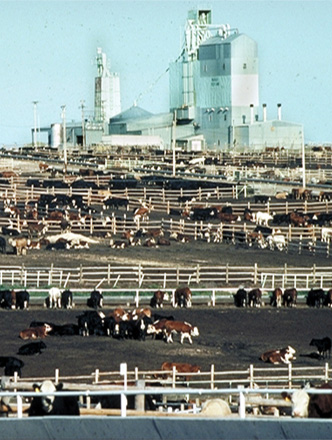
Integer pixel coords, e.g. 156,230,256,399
33,8,303,153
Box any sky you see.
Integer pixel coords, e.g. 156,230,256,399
0,0,331,147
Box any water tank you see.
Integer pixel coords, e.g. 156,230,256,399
51,123,62,148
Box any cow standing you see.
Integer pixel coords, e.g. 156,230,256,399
87,290,103,309
150,290,169,308
174,287,192,308
270,288,282,307
233,288,247,307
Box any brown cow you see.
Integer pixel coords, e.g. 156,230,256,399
283,288,297,307
8,237,30,256
19,324,53,340
248,288,262,307
260,346,296,364
270,288,283,307
158,320,199,344
161,362,201,381
174,287,192,308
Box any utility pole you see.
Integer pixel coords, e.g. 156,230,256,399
32,101,38,148
301,130,306,188
80,100,86,149
61,105,67,174
172,110,177,177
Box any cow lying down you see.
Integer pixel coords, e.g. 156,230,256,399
260,346,296,364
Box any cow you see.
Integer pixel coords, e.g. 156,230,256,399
28,380,80,417
283,288,297,307
200,399,232,417
161,362,201,381
77,310,105,336
174,287,192,308
307,289,326,308
248,288,262,307
45,287,62,308
324,289,332,307
0,356,24,377
153,320,199,344
309,337,332,359
0,290,14,309
255,211,273,226
0,236,6,254
254,195,270,204
270,288,283,307
61,289,74,309
233,288,247,307
260,346,296,364
15,290,30,309
150,290,169,308
87,289,103,309
283,383,332,418
18,341,47,356
19,324,53,340
8,237,29,255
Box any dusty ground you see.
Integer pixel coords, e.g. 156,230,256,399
1,304,332,380
1,236,332,380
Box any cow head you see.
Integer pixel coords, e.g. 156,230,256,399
191,326,199,337
44,323,53,334
282,386,310,418
33,380,57,414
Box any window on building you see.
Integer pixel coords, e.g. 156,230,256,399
243,63,247,69
224,114,227,121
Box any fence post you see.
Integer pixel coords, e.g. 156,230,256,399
225,263,229,284
108,264,111,285
288,363,292,388
135,289,139,307
196,264,200,284
325,362,329,381
238,385,246,418
254,263,258,285
135,379,145,412
16,394,23,419
210,364,215,390
172,366,176,388
249,364,254,388
211,289,216,307
55,368,59,385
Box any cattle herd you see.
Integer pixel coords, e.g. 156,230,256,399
2,153,332,423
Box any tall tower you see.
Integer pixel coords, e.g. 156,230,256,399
169,9,259,149
94,48,121,129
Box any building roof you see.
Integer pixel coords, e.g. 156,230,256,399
110,105,153,123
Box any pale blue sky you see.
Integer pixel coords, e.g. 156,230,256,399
0,0,331,146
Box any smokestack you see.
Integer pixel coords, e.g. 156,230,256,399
262,104,267,122
277,103,282,121
250,104,254,125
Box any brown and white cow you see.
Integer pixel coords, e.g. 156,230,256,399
8,237,30,256
174,287,192,308
150,290,169,308
248,288,262,307
161,362,201,381
260,346,296,364
283,383,332,418
270,288,283,307
153,320,199,344
19,324,53,340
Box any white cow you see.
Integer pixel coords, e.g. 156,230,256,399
46,287,62,308
266,233,286,251
321,227,332,243
255,211,273,226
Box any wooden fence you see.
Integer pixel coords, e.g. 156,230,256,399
1,263,332,292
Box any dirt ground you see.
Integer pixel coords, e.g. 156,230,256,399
1,237,332,380
1,304,332,380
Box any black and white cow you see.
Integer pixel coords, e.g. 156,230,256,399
77,310,105,336
61,290,74,309
87,290,103,309
28,380,80,417
15,290,30,310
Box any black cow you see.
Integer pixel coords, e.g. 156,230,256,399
77,310,105,336
0,290,13,309
95,393,158,411
87,290,103,309
283,288,297,307
15,290,30,309
49,324,80,336
310,337,332,359
233,288,248,307
306,289,326,308
18,341,47,356
61,290,73,309
0,356,24,377
0,236,6,254
28,381,80,417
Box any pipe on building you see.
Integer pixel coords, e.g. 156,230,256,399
250,104,254,125
262,104,267,122
277,103,282,121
